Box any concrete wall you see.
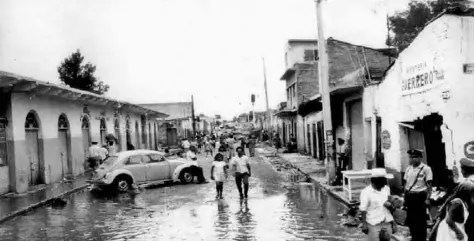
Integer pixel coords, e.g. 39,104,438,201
376,15,474,185
285,42,318,69
8,92,159,193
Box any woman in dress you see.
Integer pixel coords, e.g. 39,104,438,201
436,198,470,241
210,153,228,199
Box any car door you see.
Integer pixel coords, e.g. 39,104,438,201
124,155,147,183
145,154,171,181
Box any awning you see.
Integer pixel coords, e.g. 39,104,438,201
298,95,323,117
274,108,297,117
280,68,296,80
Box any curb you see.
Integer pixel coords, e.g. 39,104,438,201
259,149,355,207
0,184,89,225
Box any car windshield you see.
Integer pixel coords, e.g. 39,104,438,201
102,156,119,168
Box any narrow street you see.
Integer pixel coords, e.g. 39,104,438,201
0,152,364,241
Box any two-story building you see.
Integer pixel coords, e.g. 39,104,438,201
276,40,319,149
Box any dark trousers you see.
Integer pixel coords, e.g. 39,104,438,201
215,182,223,197
235,172,249,197
194,166,206,183
405,191,428,241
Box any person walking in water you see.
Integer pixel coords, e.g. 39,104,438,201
211,153,228,199
230,147,251,199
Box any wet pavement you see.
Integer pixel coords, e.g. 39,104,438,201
0,153,365,241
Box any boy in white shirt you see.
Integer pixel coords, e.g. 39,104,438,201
230,147,251,199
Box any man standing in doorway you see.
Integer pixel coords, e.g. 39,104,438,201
230,147,251,199
404,149,433,241
337,138,349,170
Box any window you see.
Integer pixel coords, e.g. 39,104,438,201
149,154,165,163
142,155,152,164
127,155,142,165
304,49,318,61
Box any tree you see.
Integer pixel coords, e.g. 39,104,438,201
57,49,109,95
388,0,465,51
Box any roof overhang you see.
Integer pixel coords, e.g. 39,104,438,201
298,95,322,117
280,68,296,80
274,108,297,117
0,71,169,119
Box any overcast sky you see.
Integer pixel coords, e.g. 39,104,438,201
0,0,409,120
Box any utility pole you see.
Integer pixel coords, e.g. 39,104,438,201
191,95,196,138
262,58,272,131
315,0,336,183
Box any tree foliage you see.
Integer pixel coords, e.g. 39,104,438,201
388,0,466,51
57,49,109,95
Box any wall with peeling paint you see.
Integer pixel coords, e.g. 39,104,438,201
375,14,473,185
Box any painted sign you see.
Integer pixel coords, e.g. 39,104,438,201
381,130,391,150
464,141,474,159
401,61,444,96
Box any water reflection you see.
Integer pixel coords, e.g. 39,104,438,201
214,200,231,239
235,199,255,241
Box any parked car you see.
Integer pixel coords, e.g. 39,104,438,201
87,150,201,192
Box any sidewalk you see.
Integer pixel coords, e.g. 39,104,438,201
257,144,410,241
0,175,89,224
257,145,352,206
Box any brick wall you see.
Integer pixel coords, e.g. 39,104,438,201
296,64,319,104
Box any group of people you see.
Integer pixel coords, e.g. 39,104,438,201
359,149,473,241
179,132,254,199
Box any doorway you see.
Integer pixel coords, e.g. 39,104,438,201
307,124,311,154
348,99,364,170
25,111,43,186
282,123,286,145
81,116,91,169
135,121,140,149
114,118,121,152
317,121,325,161
100,118,107,146
312,123,317,159
154,123,158,149
126,120,131,149
412,114,446,187
148,123,152,150
167,128,178,147
58,114,72,176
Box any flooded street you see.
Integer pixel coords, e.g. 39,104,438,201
0,154,364,241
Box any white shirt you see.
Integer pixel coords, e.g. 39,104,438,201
404,163,433,192
182,140,190,149
359,185,394,225
230,155,250,174
185,151,198,165
88,144,102,158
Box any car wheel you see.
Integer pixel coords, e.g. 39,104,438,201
179,169,194,184
113,176,132,192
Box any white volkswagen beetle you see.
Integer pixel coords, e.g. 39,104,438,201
88,150,200,192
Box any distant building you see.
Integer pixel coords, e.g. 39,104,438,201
139,102,194,146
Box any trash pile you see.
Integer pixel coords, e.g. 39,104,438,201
266,156,311,183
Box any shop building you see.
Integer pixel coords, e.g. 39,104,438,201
374,8,474,191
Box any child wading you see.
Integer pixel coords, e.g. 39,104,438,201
211,153,228,199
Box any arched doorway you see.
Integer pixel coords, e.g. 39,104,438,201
100,118,107,145
114,118,121,152
148,123,152,150
58,114,72,176
126,119,131,150
25,111,43,186
135,121,140,149
81,116,91,169
141,116,146,148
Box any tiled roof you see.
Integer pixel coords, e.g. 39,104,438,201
0,71,168,118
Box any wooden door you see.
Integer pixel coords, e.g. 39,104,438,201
26,130,41,185
167,128,178,147
82,119,90,162
312,124,317,159
135,122,140,149
307,124,311,154
0,123,7,167
317,121,325,161
349,100,364,170
59,130,70,175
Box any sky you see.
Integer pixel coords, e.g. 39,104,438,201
0,0,409,120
